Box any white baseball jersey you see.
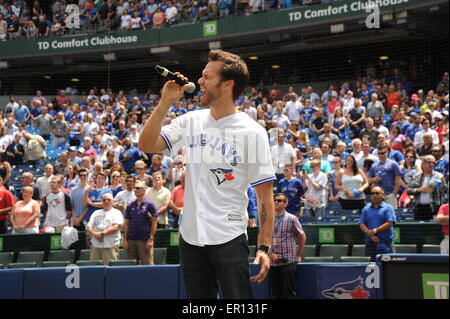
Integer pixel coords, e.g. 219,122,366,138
160,109,275,246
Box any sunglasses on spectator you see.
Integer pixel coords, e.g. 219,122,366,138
79,174,88,177
378,152,387,155
274,199,286,203
371,192,383,195
136,167,145,170
426,161,436,165
134,187,144,190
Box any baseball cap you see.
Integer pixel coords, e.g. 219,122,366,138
77,147,85,153
68,146,76,152
417,89,424,94
411,94,419,100
443,110,449,116
410,112,418,117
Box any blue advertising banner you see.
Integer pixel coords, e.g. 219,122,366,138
317,264,380,299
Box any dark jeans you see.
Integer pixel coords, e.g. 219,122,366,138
269,262,297,299
0,220,7,234
414,204,436,221
179,234,253,299
365,240,395,261
338,198,366,210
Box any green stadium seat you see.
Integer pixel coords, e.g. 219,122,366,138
47,250,75,263
301,245,317,258
319,245,349,262
8,262,37,268
248,245,256,257
17,251,45,267
109,259,138,266
78,249,91,261
303,257,334,262
42,260,71,267
76,260,103,266
154,248,167,265
421,245,441,254
119,249,128,260
0,252,14,267
394,244,417,254
339,256,371,262
351,245,366,257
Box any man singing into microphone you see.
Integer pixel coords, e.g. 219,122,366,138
139,50,275,299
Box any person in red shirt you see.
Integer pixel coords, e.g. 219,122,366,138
56,90,72,109
386,85,400,112
169,171,185,228
436,203,449,255
0,176,16,234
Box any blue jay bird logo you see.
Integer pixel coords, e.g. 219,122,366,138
321,276,370,299
210,168,235,186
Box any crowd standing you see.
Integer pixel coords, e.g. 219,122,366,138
0,66,449,266
0,0,328,40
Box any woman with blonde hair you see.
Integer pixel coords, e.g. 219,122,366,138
10,186,40,234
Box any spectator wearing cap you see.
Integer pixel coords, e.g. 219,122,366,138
87,193,123,265
119,137,144,174
431,145,448,180
67,147,82,166
407,155,447,221
434,115,447,144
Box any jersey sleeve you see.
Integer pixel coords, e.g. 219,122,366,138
160,113,187,156
248,127,276,187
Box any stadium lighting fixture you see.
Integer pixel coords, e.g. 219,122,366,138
0,61,8,69
382,13,393,21
151,46,170,54
396,11,408,19
208,41,221,50
71,78,80,82
330,24,344,34
44,75,52,80
272,65,280,69
379,56,389,61
103,53,116,62
249,56,258,60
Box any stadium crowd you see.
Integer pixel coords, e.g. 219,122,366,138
0,0,333,40
0,64,449,265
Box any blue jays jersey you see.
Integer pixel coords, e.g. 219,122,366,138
161,109,275,246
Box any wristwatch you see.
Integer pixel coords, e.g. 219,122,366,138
257,245,272,255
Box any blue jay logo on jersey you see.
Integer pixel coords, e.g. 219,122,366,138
321,276,370,299
210,168,235,186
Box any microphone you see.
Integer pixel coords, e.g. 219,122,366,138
155,65,196,93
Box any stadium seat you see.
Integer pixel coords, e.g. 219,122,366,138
42,260,71,267
0,252,14,267
76,260,103,266
301,245,317,258
17,251,45,267
339,256,371,262
78,249,91,261
109,259,138,266
325,215,345,223
303,257,333,262
421,245,441,254
119,249,128,260
394,244,417,254
47,250,75,263
351,245,366,257
248,245,256,257
8,262,37,268
154,248,167,265
319,244,349,261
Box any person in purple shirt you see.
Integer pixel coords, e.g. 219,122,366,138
124,181,158,265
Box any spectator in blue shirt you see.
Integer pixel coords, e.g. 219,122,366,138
368,146,402,209
14,100,31,124
119,137,143,174
276,166,304,215
359,186,397,261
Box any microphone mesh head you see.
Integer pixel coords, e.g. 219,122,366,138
186,82,196,94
